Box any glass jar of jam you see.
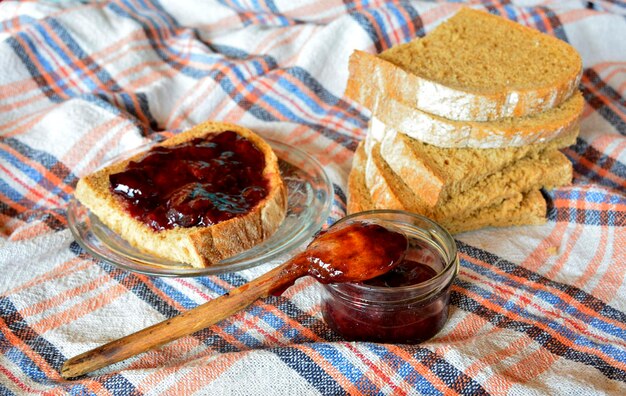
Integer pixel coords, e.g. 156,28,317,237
319,210,459,344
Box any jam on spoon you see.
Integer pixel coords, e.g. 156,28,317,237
61,220,409,378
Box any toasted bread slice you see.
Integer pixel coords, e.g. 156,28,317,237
376,119,578,207
346,8,582,122
348,143,547,233
348,73,583,148
75,121,287,268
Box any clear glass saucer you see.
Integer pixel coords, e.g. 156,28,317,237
67,139,333,277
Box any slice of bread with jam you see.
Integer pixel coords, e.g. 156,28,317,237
75,121,287,268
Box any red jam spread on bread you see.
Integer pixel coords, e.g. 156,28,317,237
109,131,268,230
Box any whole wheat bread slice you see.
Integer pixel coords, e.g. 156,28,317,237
75,121,287,268
348,143,547,234
374,118,578,207
347,73,583,148
366,141,571,222
346,8,582,122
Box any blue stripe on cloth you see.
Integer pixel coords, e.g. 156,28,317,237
0,179,32,208
136,0,180,32
68,386,96,396
310,343,375,389
106,3,199,77
0,298,70,381
34,22,97,92
151,279,198,310
536,6,569,42
550,206,626,227
0,137,74,203
69,242,182,318
15,32,70,92
398,2,425,38
45,17,158,127
248,305,292,335
4,347,47,382
0,383,16,396
582,69,626,135
460,257,626,342
7,36,67,101
386,4,412,42
350,11,385,53
265,0,291,26
366,343,487,395
502,4,519,21
566,139,626,189
194,276,231,295
452,289,626,382
286,67,369,128
90,374,135,395
0,15,39,33
458,241,626,323
271,298,338,343
271,346,347,395
223,322,264,348
368,9,393,49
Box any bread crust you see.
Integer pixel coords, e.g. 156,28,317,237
75,121,287,268
346,48,581,123
349,74,583,148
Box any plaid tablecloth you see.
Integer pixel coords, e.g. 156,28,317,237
0,0,625,394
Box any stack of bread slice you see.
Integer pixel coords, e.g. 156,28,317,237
346,8,583,234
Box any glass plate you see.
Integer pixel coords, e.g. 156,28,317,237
67,139,333,277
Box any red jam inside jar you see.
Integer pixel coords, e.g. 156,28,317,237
320,212,458,344
109,131,268,231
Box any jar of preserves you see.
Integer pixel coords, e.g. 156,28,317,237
319,210,459,343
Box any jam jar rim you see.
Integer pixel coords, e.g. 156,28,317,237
326,210,459,295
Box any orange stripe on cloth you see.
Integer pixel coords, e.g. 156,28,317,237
490,344,560,387
454,330,532,394
461,254,626,339
0,105,54,138
462,269,626,349
592,231,626,303
0,142,74,195
543,223,585,281
521,221,572,273
0,163,63,207
344,343,415,395
29,282,127,334
1,257,89,296
582,73,626,124
7,220,53,241
293,344,364,395
0,364,48,394
572,222,610,290
130,336,214,390
159,351,250,396
0,316,107,394
19,275,112,318
460,280,626,371
60,117,127,171
386,344,458,394
207,275,325,344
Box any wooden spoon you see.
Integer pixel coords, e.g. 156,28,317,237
61,220,407,378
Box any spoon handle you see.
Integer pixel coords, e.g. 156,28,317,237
61,259,306,379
